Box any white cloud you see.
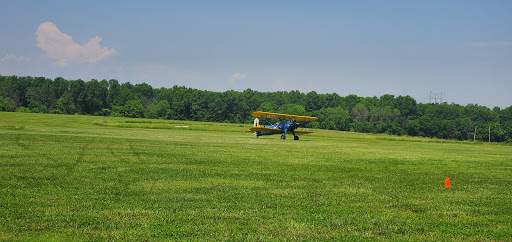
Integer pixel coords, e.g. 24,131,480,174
229,72,247,83
35,21,117,66
0,53,31,63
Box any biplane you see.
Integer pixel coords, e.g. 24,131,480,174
247,111,318,140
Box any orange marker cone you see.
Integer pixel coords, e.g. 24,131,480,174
445,177,451,187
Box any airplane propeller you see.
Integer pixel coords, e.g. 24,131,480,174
291,120,311,131
290,120,300,130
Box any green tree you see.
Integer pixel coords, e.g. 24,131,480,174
438,120,459,140
503,121,512,142
417,116,440,138
287,90,305,107
350,103,372,132
170,86,192,120
69,79,86,114
107,79,121,107
25,77,54,113
134,82,154,106
314,107,350,131
116,82,137,107
454,117,471,140
191,90,207,121
350,104,369,122
381,122,401,135
305,91,321,112
278,104,306,116
488,122,506,142
145,100,170,119
55,91,76,114
154,100,170,118
84,79,108,115
464,104,493,123
394,95,417,118
324,93,342,108
406,119,420,136
122,100,144,118
52,77,69,100
205,92,227,122
378,94,395,108
499,106,512,123
257,102,277,113
370,106,401,133
341,94,360,112
0,96,15,111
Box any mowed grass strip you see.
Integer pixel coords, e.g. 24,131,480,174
1,112,511,240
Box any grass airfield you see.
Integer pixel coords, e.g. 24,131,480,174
1,112,511,240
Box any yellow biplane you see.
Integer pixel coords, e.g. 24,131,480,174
247,111,318,140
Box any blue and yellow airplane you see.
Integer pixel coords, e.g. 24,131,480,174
248,111,318,140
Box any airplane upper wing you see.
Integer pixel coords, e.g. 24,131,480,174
251,111,318,122
247,126,284,134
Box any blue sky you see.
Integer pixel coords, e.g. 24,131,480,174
1,1,511,108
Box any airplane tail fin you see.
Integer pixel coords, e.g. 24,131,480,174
254,118,260,127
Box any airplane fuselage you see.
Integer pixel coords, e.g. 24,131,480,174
257,121,291,136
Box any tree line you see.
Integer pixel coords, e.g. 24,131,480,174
1,75,511,142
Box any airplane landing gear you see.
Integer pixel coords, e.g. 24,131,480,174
294,136,299,140
281,135,286,140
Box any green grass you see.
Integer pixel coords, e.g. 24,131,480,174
1,112,511,240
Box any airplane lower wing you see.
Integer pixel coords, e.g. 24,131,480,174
247,127,313,135
247,127,283,134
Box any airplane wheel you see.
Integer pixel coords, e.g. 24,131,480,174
294,136,299,140
281,135,286,140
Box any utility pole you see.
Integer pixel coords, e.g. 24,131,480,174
474,126,477,142
489,126,491,143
